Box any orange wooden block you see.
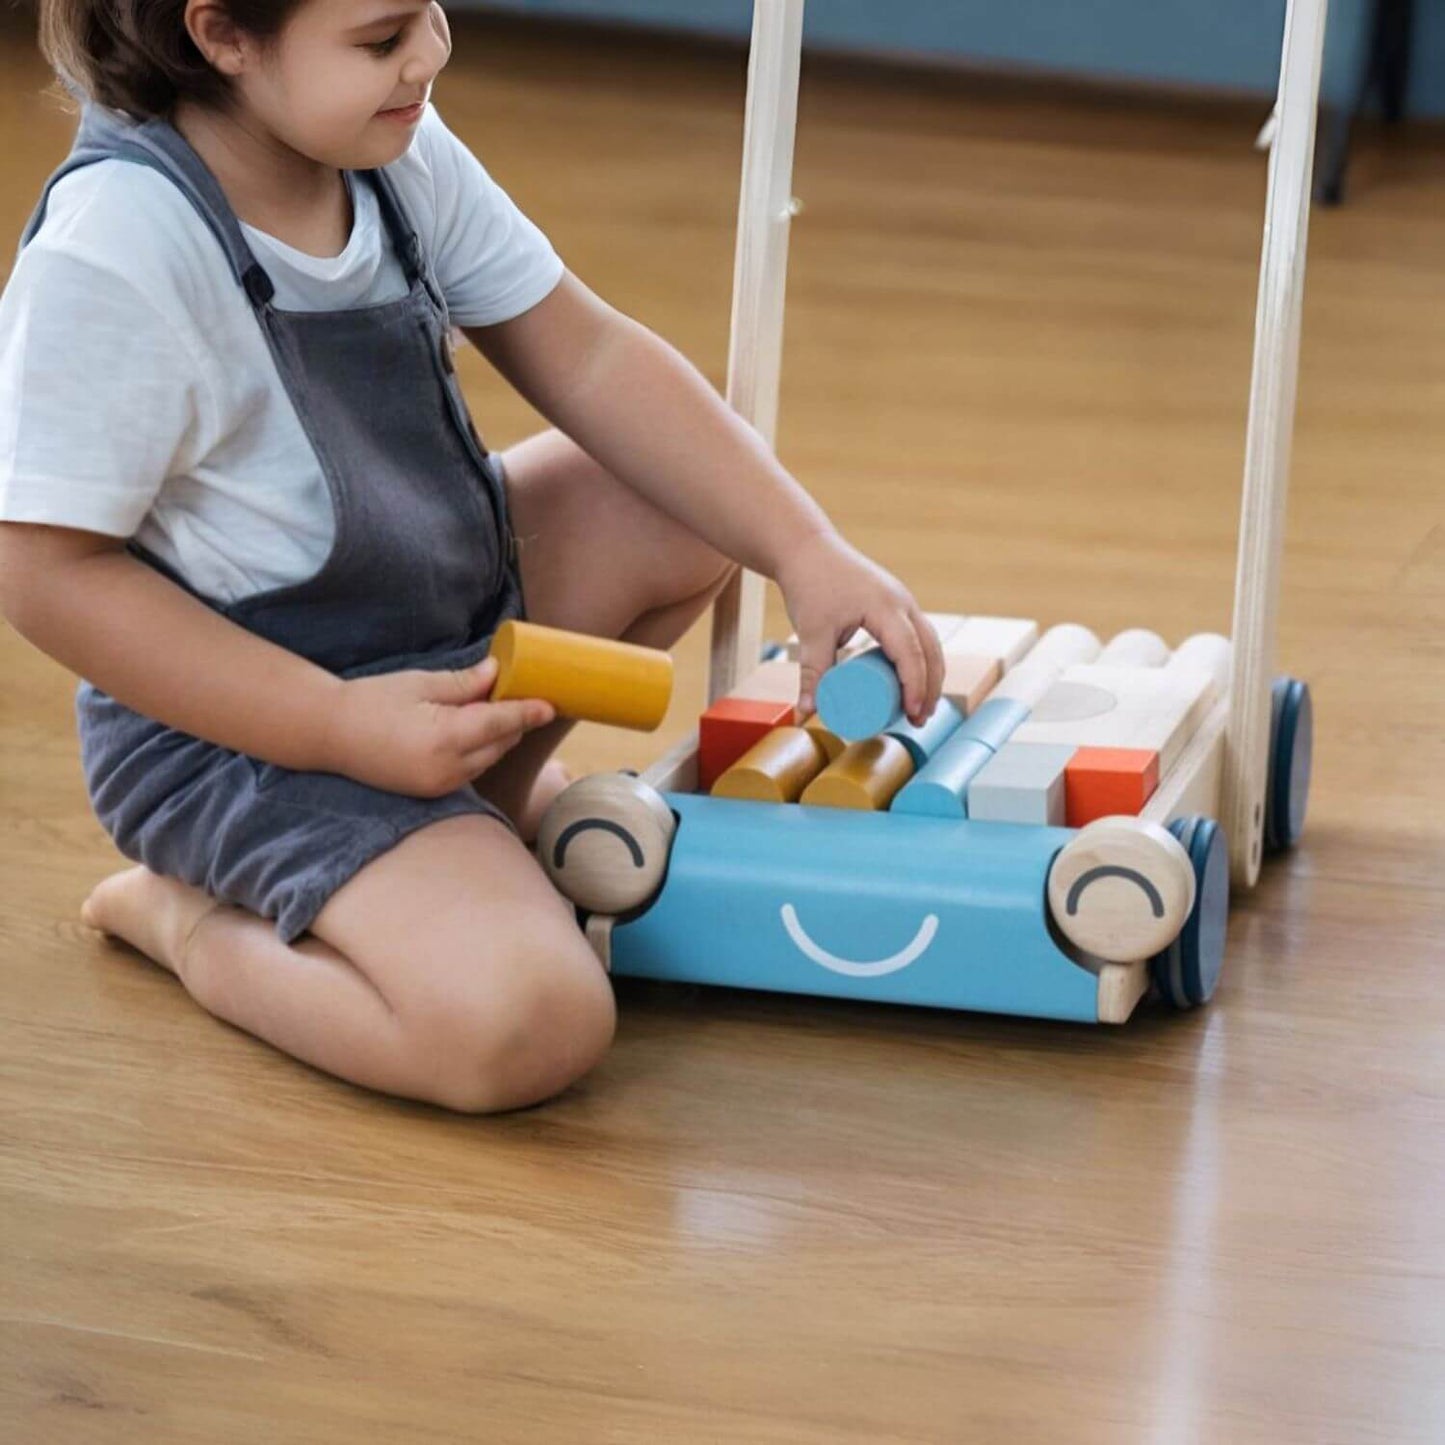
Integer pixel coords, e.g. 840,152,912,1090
699,698,796,791
1065,747,1161,827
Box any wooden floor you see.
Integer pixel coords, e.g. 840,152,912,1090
3,13,1444,1442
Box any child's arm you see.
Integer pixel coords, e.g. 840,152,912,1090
0,522,551,796
465,273,946,724
0,522,342,770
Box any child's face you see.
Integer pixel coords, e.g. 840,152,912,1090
231,0,453,169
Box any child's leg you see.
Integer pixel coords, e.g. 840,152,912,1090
475,430,737,825
81,432,727,1105
82,813,614,1113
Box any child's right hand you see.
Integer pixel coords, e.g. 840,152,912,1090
323,657,556,798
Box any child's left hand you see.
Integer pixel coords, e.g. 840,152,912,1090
776,529,945,728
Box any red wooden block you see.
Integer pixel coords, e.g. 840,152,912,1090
1065,747,1161,827
699,698,795,791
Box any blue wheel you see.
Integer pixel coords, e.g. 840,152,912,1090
1266,677,1313,853
1150,816,1230,1010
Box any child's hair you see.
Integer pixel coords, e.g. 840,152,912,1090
38,0,306,118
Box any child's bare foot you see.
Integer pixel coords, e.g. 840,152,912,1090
80,866,222,976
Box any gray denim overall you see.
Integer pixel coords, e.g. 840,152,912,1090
22,107,528,943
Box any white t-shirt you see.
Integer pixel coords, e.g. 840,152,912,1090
0,105,564,603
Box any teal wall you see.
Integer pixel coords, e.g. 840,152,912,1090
470,1,1445,117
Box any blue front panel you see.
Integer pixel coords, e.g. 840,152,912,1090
610,795,1100,1024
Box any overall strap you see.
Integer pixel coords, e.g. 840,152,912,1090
21,105,277,308
365,163,446,312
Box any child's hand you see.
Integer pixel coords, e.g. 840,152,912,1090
777,530,945,728
324,657,556,799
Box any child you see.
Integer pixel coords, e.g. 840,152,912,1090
0,0,945,1112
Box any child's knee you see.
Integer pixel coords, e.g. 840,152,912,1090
408,943,616,1114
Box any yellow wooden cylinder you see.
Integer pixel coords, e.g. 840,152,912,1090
800,735,916,811
488,620,673,732
711,727,831,802
804,713,846,763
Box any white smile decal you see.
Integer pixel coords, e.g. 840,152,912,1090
780,905,939,978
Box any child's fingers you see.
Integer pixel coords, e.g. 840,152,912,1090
464,697,555,747
795,632,838,719
430,656,498,704
456,711,543,777
910,603,946,710
873,609,930,723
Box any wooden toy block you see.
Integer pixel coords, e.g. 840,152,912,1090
941,654,1002,715
815,647,901,741
1064,747,1161,827
884,699,964,769
729,657,801,705
819,643,1003,747
1097,629,1169,668
804,713,846,763
967,743,1077,825
924,612,969,646
800,735,915,811
891,737,994,817
992,623,1102,709
699,697,795,791
1167,633,1232,692
956,696,1031,753
1012,662,1218,778
712,726,830,803
489,620,673,731
946,617,1039,670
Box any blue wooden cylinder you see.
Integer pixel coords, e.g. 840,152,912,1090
884,698,964,768
891,696,1032,816
816,647,901,741
891,737,994,817
956,697,1031,751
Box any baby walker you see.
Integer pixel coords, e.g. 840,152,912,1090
505,0,1323,1025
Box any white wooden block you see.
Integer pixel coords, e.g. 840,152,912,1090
992,624,1103,709
923,612,968,646
1167,633,1232,693
967,742,1076,824
1013,663,1219,778
947,616,1039,670
1098,629,1169,667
